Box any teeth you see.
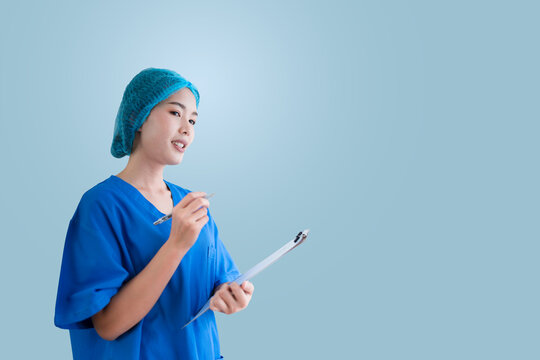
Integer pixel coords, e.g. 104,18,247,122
173,141,185,148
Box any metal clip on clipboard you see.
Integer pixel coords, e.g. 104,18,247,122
181,229,310,329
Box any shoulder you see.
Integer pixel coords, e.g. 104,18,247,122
71,177,124,225
79,177,121,208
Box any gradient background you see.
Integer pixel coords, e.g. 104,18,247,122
1,0,538,359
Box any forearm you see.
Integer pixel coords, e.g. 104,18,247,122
92,239,188,341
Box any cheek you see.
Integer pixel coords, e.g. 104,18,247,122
152,121,174,137
140,129,168,149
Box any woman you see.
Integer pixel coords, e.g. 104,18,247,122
54,68,254,359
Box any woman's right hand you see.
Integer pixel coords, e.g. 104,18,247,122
168,191,210,251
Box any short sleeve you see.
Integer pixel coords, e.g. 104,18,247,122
54,192,130,329
209,213,241,289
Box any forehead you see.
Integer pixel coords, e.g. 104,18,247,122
164,87,197,108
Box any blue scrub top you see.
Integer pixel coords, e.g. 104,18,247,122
54,175,241,359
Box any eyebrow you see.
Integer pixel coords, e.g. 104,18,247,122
167,102,198,117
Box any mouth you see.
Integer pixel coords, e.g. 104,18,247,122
171,141,186,153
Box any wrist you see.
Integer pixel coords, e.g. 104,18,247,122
165,238,190,256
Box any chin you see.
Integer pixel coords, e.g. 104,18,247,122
170,154,184,165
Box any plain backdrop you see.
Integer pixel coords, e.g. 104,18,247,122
1,0,538,359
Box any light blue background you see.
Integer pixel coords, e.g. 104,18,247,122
1,0,538,358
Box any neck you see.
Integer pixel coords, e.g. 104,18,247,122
115,150,168,194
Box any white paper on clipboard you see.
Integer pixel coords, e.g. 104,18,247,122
181,229,310,329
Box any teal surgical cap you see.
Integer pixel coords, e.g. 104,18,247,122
111,67,200,158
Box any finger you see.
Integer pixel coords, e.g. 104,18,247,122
179,192,207,209
241,281,254,295
229,282,248,308
195,214,209,224
219,286,238,313
211,295,229,313
186,197,210,214
192,206,208,221
186,198,209,213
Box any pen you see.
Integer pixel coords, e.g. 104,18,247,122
153,193,215,225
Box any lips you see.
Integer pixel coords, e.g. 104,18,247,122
172,138,188,147
172,141,185,153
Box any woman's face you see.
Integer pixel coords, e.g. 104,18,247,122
132,87,198,164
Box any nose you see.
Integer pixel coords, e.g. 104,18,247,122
179,119,191,136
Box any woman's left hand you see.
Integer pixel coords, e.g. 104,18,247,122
209,281,254,314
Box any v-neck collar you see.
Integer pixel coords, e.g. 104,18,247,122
109,175,178,217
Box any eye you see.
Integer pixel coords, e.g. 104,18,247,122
170,110,196,125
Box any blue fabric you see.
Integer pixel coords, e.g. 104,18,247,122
111,68,200,158
54,175,240,359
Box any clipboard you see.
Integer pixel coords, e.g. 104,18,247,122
181,229,310,329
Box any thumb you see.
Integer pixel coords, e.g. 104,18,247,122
241,281,254,295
